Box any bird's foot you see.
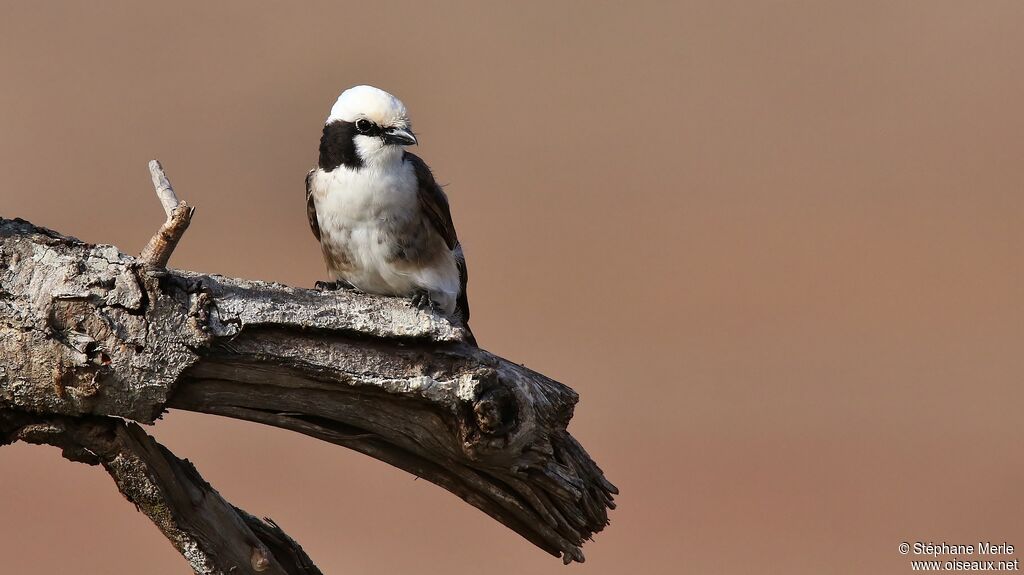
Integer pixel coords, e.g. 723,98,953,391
410,290,440,311
315,280,357,291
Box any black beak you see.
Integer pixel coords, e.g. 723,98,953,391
382,126,418,146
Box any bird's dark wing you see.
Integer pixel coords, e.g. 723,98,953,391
406,152,474,342
305,169,321,241
406,152,458,250
456,249,472,323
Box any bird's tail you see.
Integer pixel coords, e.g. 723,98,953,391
462,321,478,347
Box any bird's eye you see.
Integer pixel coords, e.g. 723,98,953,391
355,119,374,134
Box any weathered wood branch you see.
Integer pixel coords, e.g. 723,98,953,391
140,160,193,268
0,410,320,575
0,209,616,568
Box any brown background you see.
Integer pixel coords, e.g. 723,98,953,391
1,2,1022,574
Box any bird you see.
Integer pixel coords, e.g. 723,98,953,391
305,85,474,344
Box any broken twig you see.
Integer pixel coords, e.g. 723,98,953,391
140,159,193,267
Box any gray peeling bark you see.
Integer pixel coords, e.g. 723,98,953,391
0,201,616,572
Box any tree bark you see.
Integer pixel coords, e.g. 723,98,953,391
0,212,616,571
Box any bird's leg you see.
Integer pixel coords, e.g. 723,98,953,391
315,280,357,291
410,289,439,311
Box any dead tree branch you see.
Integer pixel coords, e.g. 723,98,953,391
0,411,320,575
0,162,616,572
140,160,193,267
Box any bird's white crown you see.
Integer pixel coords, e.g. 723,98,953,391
327,85,409,128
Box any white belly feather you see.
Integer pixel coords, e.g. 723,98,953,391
311,162,460,313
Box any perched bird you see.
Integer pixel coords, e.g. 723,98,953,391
306,85,474,342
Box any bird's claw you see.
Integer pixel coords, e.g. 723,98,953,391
315,280,356,291
410,290,439,311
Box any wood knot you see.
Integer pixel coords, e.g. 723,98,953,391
472,384,517,437
188,291,213,335
250,545,271,572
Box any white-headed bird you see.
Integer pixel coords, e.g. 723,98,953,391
306,85,473,343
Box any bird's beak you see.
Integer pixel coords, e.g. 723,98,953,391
382,126,418,146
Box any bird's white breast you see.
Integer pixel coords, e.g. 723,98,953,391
314,161,418,226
